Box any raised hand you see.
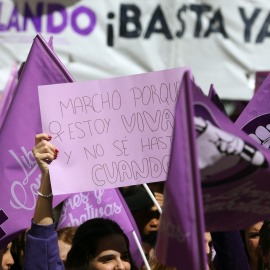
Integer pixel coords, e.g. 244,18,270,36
32,133,58,175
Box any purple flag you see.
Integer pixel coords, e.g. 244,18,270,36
193,76,270,231
208,84,227,115
255,71,270,93
235,74,270,131
0,63,18,128
57,189,143,268
0,34,74,249
156,71,207,270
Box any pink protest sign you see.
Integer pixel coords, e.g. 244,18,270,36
38,67,190,195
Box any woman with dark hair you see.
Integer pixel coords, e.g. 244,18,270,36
24,133,138,270
65,218,136,270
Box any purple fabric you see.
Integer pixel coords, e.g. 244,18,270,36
211,231,251,270
255,72,270,93
0,34,74,249
57,189,143,268
235,74,270,130
156,71,207,270
116,188,144,268
24,221,64,270
0,62,18,128
193,76,270,232
208,84,227,115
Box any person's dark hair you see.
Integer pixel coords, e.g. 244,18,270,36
259,220,270,255
65,218,138,270
258,220,270,270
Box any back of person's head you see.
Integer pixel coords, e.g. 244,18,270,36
149,255,177,270
258,220,270,268
57,227,78,263
259,220,270,252
57,227,77,245
65,218,137,270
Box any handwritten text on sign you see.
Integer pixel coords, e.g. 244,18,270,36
38,67,190,195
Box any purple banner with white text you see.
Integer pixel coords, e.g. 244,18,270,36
0,34,74,249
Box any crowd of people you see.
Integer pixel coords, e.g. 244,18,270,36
0,128,270,270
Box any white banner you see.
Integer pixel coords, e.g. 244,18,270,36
1,0,270,100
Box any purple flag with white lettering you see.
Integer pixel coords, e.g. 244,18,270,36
57,189,143,268
156,71,207,270
0,34,74,249
0,63,18,128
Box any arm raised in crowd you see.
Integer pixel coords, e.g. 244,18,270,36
24,133,63,270
32,133,58,225
32,133,57,225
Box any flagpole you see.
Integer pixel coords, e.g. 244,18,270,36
132,230,151,270
142,183,162,214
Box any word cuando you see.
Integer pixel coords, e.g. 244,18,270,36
0,2,96,35
91,155,170,186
